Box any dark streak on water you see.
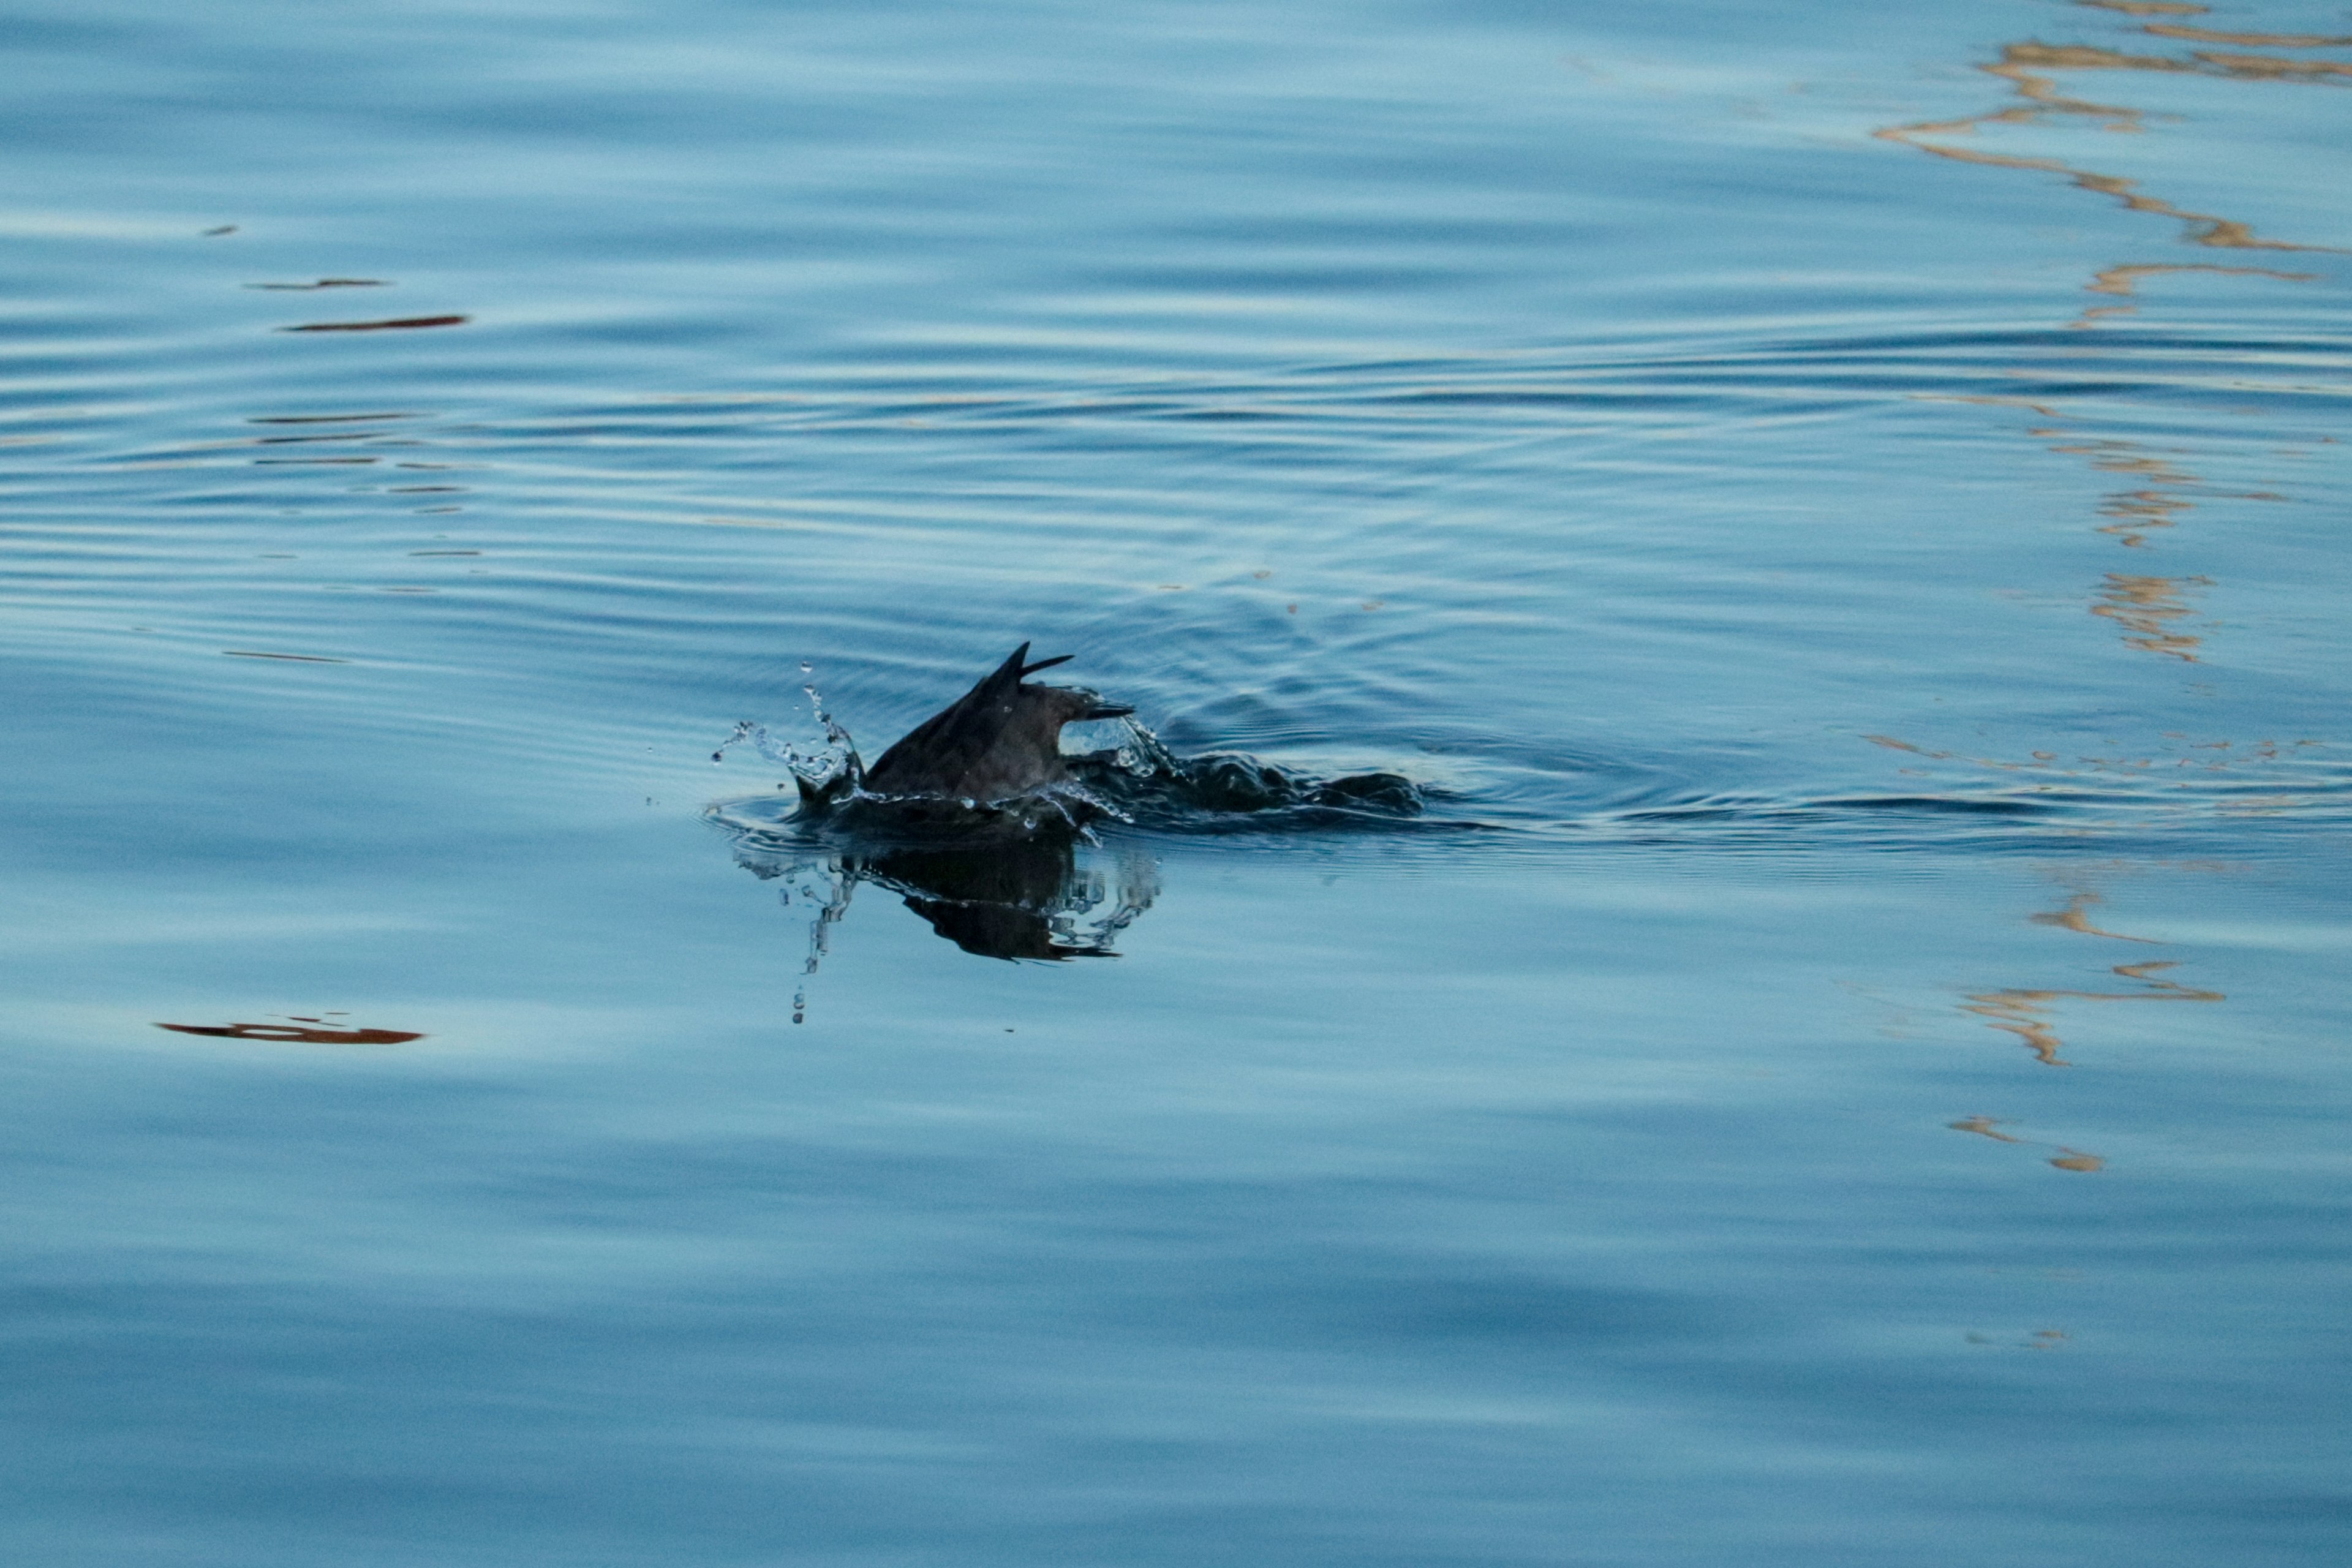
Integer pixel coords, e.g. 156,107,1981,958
279,314,469,333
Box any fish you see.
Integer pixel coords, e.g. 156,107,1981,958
834,643,1131,806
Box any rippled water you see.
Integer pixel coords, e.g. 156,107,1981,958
5,2,2348,1562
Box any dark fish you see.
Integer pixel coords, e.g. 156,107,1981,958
858,643,1131,804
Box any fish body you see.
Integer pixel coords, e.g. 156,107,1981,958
858,643,1130,804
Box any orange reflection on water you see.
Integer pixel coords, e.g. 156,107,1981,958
1863,730,2325,793
1962,958,2222,1066
1874,9,2346,302
2075,262,2318,326
2091,571,2213,660
2041,438,2204,546
2143,24,2352,48
1950,1115,2107,1172
2190,51,2352,81
2029,890,2162,942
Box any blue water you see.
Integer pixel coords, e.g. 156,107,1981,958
4,1,2349,1562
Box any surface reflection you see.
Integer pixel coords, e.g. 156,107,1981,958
281,315,469,333
2078,262,2316,327
1875,2,2345,315
2029,889,2160,942
727,819,1160,1016
1878,6,2339,685
1949,1115,2106,1173
156,1018,424,1044
1961,881,2224,1067
2090,571,2213,660
1960,957,2221,1066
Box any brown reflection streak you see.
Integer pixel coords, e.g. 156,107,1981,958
1873,21,2348,273
1962,960,2221,1066
281,315,469,333
1910,392,2067,418
2092,572,2212,659
2143,24,2352,48
2030,431,2286,556
2076,261,2316,326
2029,891,2161,942
2044,438,2201,547
157,1021,423,1044
2098,489,2192,541
2046,443,2191,477
1856,731,2324,783
2193,53,2352,81
1950,1115,2108,1172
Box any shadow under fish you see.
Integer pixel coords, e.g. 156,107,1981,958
734,831,1158,966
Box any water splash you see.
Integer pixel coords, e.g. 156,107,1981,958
1065,717,1425,829
712,674,864,793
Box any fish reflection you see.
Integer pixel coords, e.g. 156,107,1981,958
731,831,1159,1020
758,835,1156,963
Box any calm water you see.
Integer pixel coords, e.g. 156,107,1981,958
4,1,2349,1561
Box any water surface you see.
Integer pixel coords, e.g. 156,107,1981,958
3,2,2348,1563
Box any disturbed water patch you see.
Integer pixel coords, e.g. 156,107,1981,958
707,693,1432,1003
